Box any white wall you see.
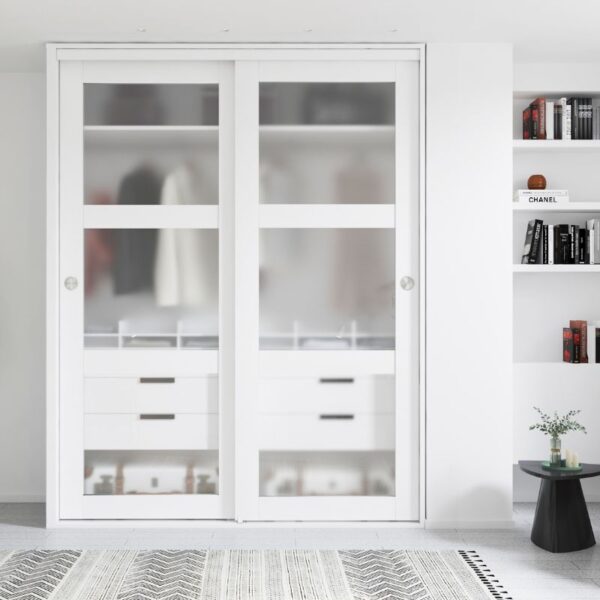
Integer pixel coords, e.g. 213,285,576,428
0,73,46,501
426,44,514,527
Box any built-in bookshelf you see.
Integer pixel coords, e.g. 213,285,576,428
513,84,600,467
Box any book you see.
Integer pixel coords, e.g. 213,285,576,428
579,228,586,263
548,225,554,264
523,107,531,139
521,219,543,264
554,224,571,264
514,189,569,204
555,103,563,139
597,329,600,363
587,219,600,263
570,225,578,263
546,101,554,139
573,328,581,363
561,98,572,140
563,328,575,363
570,320,588,363
542,224,549,264
532,98,546,139
590,225,596,264
568,97,579,139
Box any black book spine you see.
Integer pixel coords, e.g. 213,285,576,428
555,104,562,139
579,228,586,263
529,220,543,264
571,225,579,263
596,329,600,363
554,225,561,264
543,225,549,264
588,97,593,139
556,224,571,264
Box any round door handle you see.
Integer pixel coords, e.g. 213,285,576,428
400,276,415,291
64,276,78,291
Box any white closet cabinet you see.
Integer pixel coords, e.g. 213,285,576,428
47,45,423,524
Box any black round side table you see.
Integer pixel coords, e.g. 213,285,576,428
519,460,600,553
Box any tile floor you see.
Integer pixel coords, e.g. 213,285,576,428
0,503,599,599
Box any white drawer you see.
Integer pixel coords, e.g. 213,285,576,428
259,376,394,414
84,414,218,450
84,377,218,414
259,414,394,451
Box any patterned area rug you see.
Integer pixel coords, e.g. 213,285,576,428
0,549,510,600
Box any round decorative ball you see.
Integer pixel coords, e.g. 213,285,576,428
527,174,547,190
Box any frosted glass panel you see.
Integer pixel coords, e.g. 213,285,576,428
85,229,218,349
260,83,394,125
84,131,218,205
260,451,394,497
85,451,219,495
259,83,394,205
260,229,394,350
85,84,218,126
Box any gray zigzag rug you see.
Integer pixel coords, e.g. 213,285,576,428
0,549,510,600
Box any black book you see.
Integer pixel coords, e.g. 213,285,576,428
555,104,563,139
521,220,543,264
588,97,593,139
554,224,571,264
542,224,549,264
596,329,600,363
579,228,586,263
571,225,579,263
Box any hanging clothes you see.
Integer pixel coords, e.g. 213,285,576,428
154,164,218,308
112,166,162,294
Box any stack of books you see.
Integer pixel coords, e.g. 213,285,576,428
521,219,600,264
522,97,594,140
563,320,600,363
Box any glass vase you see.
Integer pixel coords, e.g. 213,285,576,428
550,437,562,467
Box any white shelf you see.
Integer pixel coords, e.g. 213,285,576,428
513,140,600,151
83,205,219,229
260,125,394,145
259,204,394,229
513,202,600,213
513,264,600,273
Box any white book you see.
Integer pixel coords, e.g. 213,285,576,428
588,219,596,264
546,101,554,139
588,325,596,364
563,105,571,140
562,99,572,140
514,189,569,204
548,225,554,265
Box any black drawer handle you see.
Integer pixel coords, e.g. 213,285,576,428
319,378,355,384
139,414,175,420
319,414,355,420
139,377,175,384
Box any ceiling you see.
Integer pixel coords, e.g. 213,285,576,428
2,0,599,71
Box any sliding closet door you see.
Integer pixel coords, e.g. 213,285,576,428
235,58,421,521
58,60,234,519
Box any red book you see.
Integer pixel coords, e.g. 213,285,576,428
572,328,581,363
531,97,547,139
563,328,574,363
570,320,588,363
523,107,531,139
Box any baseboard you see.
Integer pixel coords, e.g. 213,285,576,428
0,494,45,503
425,519,515,529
